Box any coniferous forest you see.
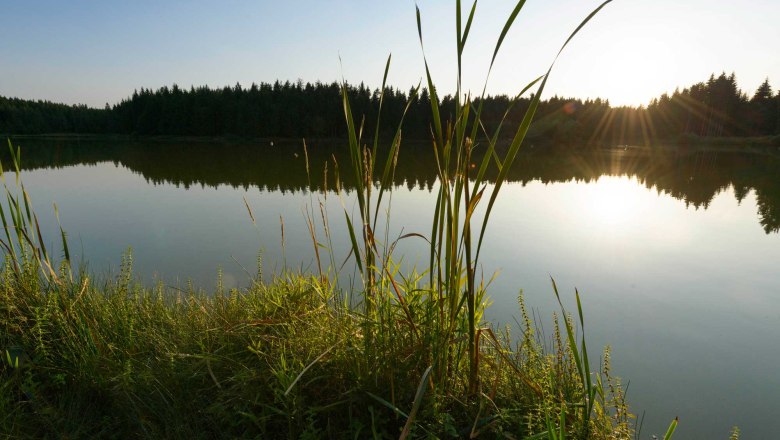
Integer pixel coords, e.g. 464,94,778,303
1,72,779,145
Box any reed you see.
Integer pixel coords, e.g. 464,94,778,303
334,1,661,437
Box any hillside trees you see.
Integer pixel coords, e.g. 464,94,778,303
1,73,777,144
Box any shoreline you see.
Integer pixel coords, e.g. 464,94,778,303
6,132,780,155
6,131,779,143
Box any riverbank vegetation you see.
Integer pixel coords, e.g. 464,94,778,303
1,255,641,438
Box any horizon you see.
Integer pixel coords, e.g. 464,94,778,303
1,0,778,109
0,71,774,111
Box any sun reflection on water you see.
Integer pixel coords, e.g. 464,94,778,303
581,176,643,227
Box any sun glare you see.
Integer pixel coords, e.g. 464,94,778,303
582,176,642,227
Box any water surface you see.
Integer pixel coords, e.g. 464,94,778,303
11,139,780,438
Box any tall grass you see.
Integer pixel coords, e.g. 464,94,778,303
336,1,658,436
0,140,71,287
0,254,638,438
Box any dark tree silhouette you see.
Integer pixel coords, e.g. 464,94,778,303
2,73,778,145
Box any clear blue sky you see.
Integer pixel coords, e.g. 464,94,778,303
1,0,778,107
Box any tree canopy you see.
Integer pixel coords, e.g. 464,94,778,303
1,73,778,144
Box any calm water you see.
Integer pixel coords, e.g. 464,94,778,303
10,139,780,438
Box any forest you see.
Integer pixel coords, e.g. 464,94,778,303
1,72,779,145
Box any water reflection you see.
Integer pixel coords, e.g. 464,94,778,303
8,139,780,233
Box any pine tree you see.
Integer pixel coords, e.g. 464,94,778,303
750,79,775,135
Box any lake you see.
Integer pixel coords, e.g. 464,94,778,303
9,138,780,438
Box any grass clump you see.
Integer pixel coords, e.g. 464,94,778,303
0,260,635,439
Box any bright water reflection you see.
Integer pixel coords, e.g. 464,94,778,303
10,139,780,438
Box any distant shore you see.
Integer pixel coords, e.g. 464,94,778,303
4,132,780,153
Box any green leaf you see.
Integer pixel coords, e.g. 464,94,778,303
491,0,528,68
399,365,433,440
663,417,679,440
343,211,363,273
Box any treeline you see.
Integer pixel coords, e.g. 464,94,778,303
0,97,114,134
1,73,779,144
646,73,779,138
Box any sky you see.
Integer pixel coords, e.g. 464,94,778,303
1,0,778,108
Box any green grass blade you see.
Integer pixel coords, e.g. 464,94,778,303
559,404,566,439
54,203,70,262
545,412,558,440
429,186,442,288
416,5,444,147
470,74,543,200
0,202,16,260
372,53,392,158
550,277,586,392
663,417,678,440
415,4,423,43
556,1,612,60
284,341,339,396
575,288,594,417
344,211,363,274
399,365,433,440
341,82,366,213
7,141,21,185
372,85,419,226
475,0,610,263
456,0,462,61
474,73,546,262
423,63,443,149
522,432,551,440
490,0,528,68
365,391,409,419
462,0,477,55
32,212,49,263
22,188,33,229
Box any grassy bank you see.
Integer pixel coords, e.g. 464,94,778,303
1,259,637,439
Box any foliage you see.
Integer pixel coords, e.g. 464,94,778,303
2,74,779,142
0,256,640,439
0,96,115,134
647,73,780,139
